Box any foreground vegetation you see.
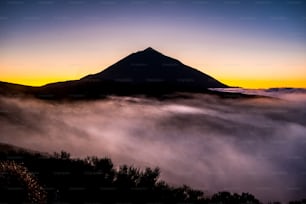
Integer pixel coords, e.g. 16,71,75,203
0,147,305,204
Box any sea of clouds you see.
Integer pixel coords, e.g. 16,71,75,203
0,89,306,202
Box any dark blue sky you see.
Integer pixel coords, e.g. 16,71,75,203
1,0,305,37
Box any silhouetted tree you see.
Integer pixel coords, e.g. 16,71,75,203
138,167,160,187
53,151,70,159
211,191,260,204
289,199,306,204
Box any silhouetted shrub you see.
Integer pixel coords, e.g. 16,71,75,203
0,160,47,204
211,191,260,204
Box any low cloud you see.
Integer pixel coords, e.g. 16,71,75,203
0,92,306,202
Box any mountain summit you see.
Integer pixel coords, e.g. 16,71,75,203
82,47,227,88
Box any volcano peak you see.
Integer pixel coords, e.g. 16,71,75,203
145,46,154,50
81,47,227,90
143,47,156,51
137,47,161,55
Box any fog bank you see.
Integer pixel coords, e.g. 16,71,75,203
0,92,306,202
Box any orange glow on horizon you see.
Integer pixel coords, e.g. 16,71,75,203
0,76,81,87
220,78,306,89
1,45,305,89
1,75,306,89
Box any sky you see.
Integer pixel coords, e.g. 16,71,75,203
0,0,305,88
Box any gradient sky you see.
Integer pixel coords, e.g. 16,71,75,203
0,0,305,88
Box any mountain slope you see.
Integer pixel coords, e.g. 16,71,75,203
0,81,36,96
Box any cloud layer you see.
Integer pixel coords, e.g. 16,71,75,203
0,92,306,202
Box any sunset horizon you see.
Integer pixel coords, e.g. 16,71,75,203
1,46,305,89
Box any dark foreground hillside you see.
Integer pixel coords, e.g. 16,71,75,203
0,144,305,204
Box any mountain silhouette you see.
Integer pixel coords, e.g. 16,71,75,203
0,47,229,99
82,47,226,88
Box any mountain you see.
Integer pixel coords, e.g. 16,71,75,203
82,47,226,88
0,81,36,96
0,47,228,99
